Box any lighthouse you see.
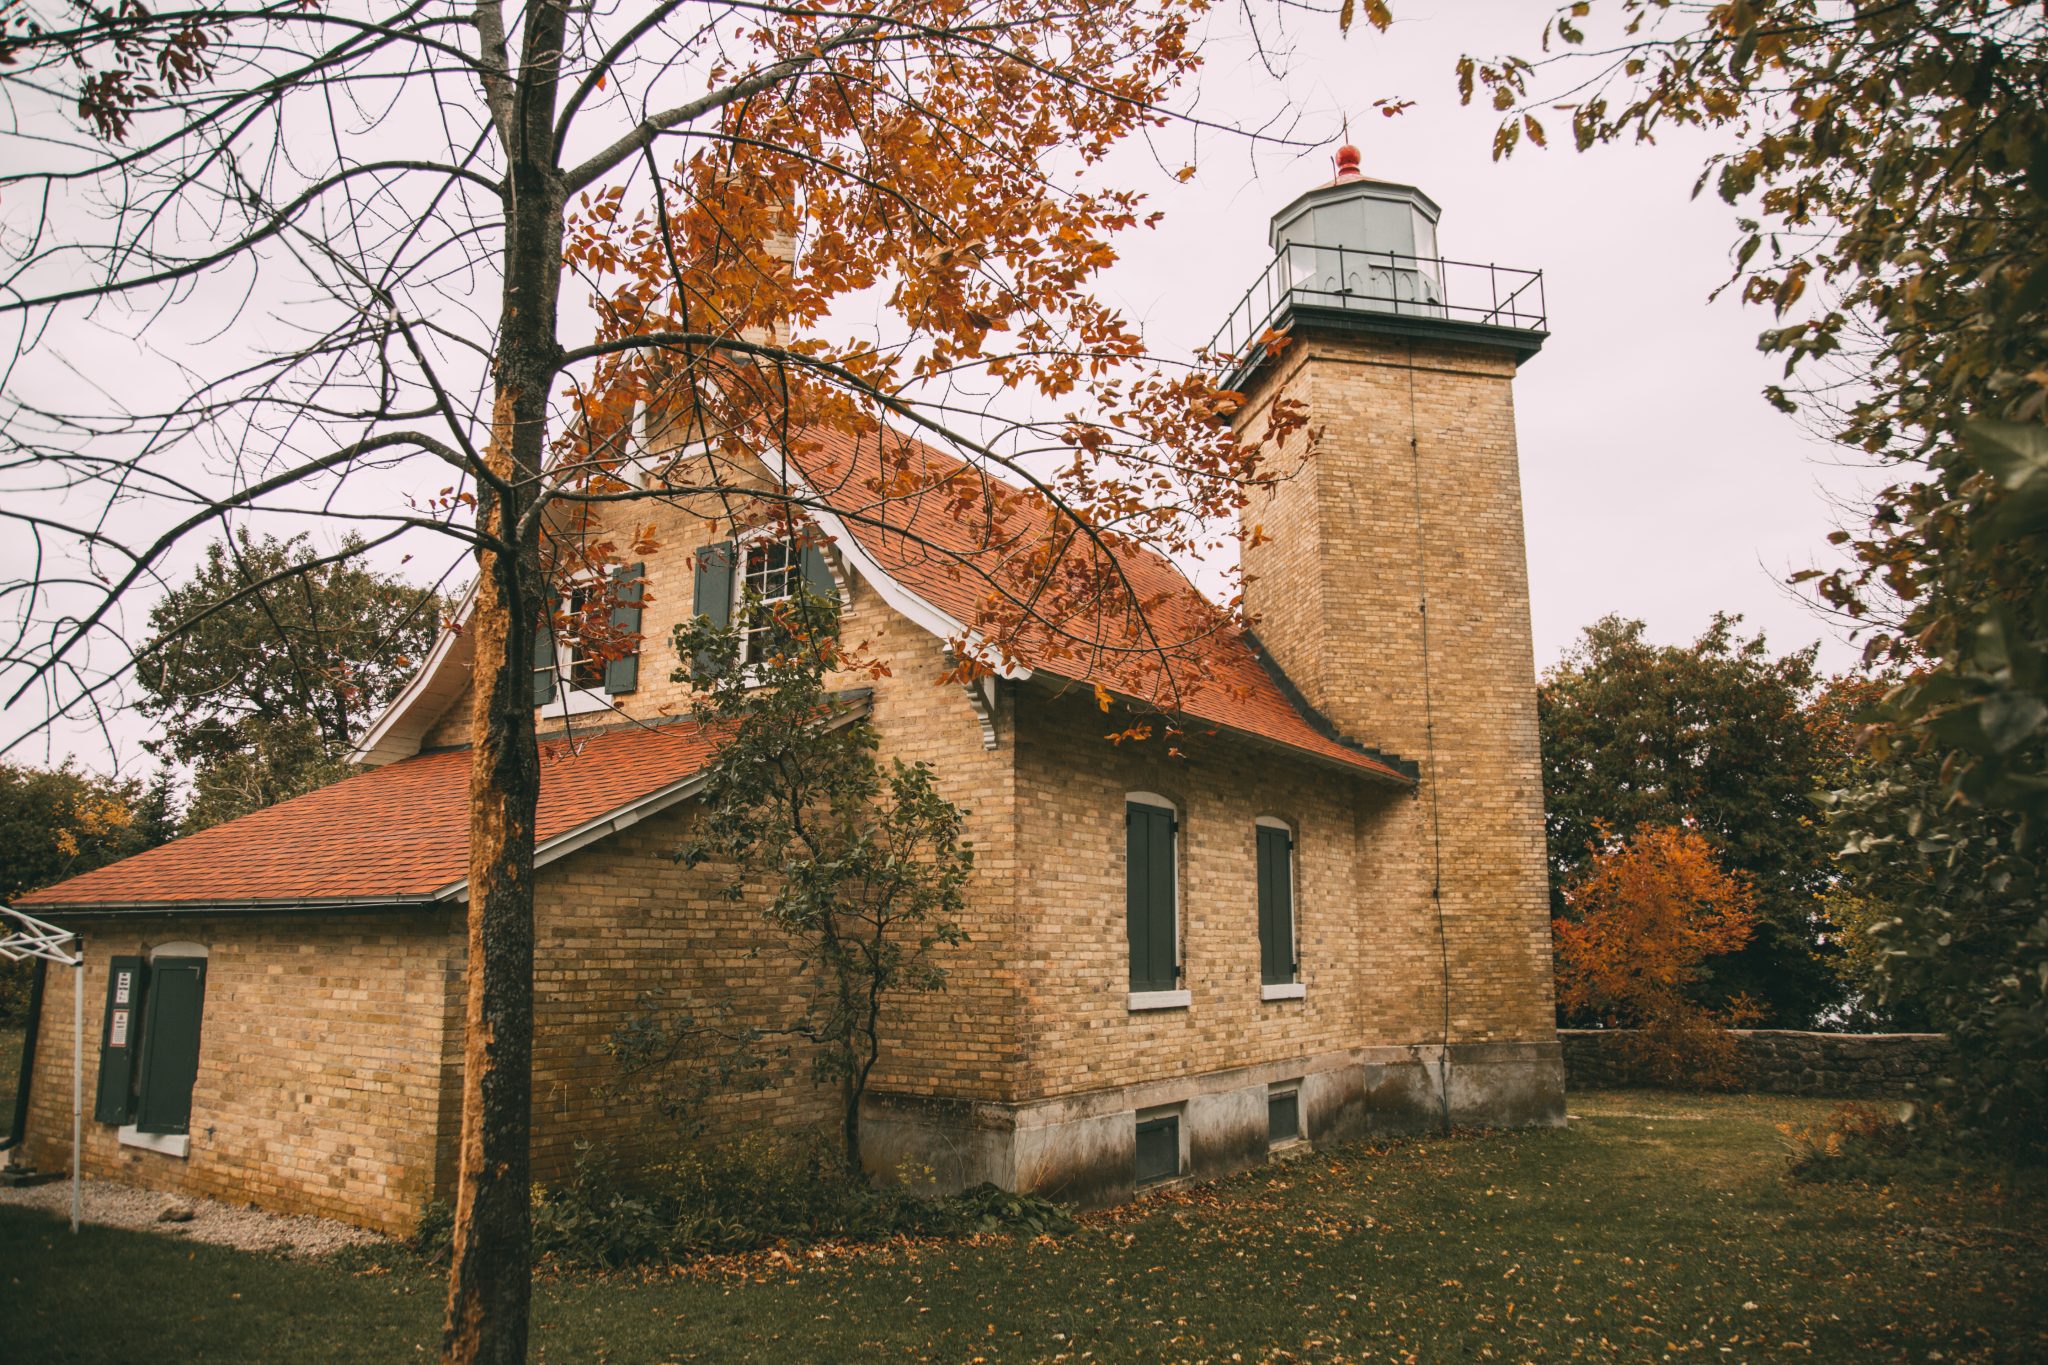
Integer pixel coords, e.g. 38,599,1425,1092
1222,139,1564,1126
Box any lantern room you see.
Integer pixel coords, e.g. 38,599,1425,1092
1268,142,1445,311
1209,140,1548,383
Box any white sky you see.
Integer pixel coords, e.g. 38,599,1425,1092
2,0,1889,775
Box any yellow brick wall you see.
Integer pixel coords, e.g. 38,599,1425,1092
21,912,462,1235
432,453,1028,1121
1237,331,1557,1044
1008,689,1446,1100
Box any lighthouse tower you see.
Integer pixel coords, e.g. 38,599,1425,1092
1219,141,1564,1126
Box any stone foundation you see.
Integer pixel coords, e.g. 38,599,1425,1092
862,1039,1564,1206
1559,1029,1951,1099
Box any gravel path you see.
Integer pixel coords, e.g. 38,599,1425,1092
0,1174,388,1257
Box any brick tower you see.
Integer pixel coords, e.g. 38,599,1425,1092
1221,141,1564,1125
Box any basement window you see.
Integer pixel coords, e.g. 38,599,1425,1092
1135,1111,1183,1186
1268,1083,1302,1148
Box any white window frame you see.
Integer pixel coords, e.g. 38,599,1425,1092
1256,815,1305,1000
1126,792,1188,1011
731,527,806,669
536,572,617,718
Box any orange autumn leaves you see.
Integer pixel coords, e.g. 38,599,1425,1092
1554,824,1763,1087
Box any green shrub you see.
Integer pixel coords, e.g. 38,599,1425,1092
399,1131,1078,1271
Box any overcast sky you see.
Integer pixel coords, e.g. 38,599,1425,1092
3,0,1889,775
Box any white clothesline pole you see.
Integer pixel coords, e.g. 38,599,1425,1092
72,955,82,1234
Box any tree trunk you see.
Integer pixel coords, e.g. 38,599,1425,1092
442,6,570,1361
842,1073,862,1176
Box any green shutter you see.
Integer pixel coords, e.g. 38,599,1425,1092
92,956,145,1125
532,616,558,706
692,541,735,626
603,561,645,695
134,957,206,1136
691,541,735,678
799,542,838,604
1258,826,1295,984
1126,803,1178,992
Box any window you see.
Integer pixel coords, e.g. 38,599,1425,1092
735,535,801,665
689,534,837,679
93,944,208,1157
533,563,645,707
1125,795,1179,996
560,583,610,691
1268,1084,1301,1147
1256,818,1296,987
1135,1111,1181,1186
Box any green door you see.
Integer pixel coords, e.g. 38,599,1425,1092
134,957,206,1135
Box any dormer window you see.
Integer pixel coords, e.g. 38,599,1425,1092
560,582,611,691
689,530,840,678
736,534,802,666
533,563,645,710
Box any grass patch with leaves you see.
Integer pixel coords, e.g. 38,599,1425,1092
3,1091,2044,1363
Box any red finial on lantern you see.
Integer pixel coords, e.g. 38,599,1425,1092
1333,142,1363,181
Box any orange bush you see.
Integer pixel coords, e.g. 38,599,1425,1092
1555,824,1761,1088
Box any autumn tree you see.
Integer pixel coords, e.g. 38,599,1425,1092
0,760,177,1020
1555,823,1761,1088
636,588,973,1173
0,2,1324,1357
1458,0,2047,1141
1540,615,1837,1024
137,531,447,831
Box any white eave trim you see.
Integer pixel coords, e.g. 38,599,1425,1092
761,445,1032,682
351,584,477,766
430,767,715,903
431,697,873,902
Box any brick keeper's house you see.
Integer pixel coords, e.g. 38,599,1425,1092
10,145,1564,1234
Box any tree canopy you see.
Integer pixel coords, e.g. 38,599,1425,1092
1464,0,2048,1142
1540,614,1837,1025
1554,822,1760,1088
137,531,445,830
671,588,972,1175
0,759,177,1019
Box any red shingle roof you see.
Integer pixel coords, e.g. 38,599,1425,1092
785,424,1412,784
19,721,726,911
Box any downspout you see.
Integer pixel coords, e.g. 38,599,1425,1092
1405,340,1455,1132
0,957,48,1153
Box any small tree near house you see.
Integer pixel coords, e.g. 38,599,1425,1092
1554,824,1762,1089
669,582,971,1173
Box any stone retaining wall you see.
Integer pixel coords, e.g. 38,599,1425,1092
1559,1029,1952,1099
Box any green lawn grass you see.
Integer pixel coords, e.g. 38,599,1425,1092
2,1091,2042,1363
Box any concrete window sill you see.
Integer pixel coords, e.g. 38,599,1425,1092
117,1126,190,1159
1127,989,1191,1012
548,686,614,717
1261,982,1306,1001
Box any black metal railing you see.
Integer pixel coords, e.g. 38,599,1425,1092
1207,242,1546,366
